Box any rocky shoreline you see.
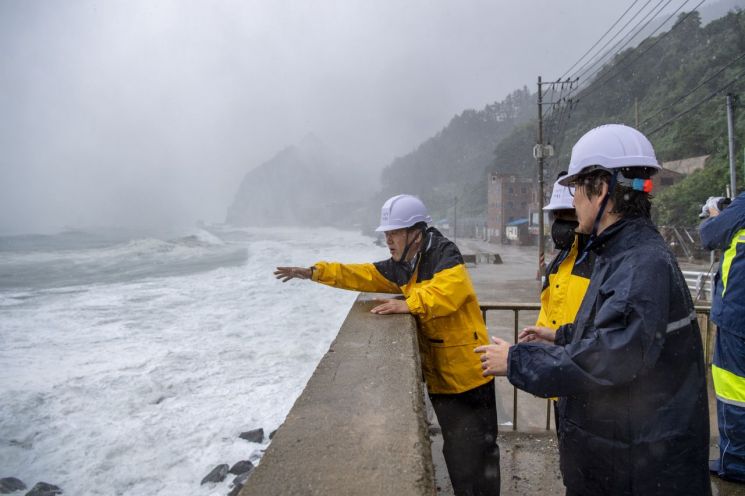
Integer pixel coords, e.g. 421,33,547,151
1,426,276,496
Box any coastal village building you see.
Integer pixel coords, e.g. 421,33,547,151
655,155,709,191
484,156,707,245
486,173,533,244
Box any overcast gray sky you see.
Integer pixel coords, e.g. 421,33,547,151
0,0,651,233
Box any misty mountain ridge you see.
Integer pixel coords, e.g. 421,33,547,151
370,86,534,225
227,134,375,228
228,0,745,234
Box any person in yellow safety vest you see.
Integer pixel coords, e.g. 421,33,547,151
518,173,595,412
701,191,745,482
531,172,594,336
274,194,500,496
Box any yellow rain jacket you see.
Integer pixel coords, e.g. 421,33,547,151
311,228,492,394
536,235,593,331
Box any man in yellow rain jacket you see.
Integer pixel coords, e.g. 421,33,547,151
275,194,500,496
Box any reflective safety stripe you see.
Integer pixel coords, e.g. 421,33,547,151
717,396,745,408
721,228,745,297
666,311,696,333
713,364,745,407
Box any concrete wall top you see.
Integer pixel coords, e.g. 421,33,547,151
239,294,435,496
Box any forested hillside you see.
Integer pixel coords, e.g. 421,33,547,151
372,87,535,226
373,8,745,231
489,9,745,227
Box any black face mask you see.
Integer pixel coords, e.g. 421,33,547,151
551,219,578,250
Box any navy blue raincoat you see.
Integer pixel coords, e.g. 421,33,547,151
700,192,745,333
508,216,710,495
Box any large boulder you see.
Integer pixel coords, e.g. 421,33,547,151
0,478,26,493
24,482,62,496
200,464,229,485
239,428,264,443
229,460,254,475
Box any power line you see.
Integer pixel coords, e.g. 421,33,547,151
640,51,745,128
646,66,745,136
578,0,706,101
558,0,642,80
546,84,575,145
572,0,665,82
543,79,579,146
576,0,682,84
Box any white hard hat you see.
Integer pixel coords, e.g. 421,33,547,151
543,178,574,211
375,194,432,232
558,124,661,186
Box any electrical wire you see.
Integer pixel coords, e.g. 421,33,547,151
576,0,681,85
578,0,706,101
558,0,643,80
646,65,745,136
571,0,664,82
640,51,745,127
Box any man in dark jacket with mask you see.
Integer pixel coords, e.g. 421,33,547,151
477,124,710,495
532,172,593,334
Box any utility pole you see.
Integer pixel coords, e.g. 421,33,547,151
532,75,576,285
537,77,545,281
727,94,738,196
635,98,640,128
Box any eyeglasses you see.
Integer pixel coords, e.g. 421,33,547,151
566,175,590,197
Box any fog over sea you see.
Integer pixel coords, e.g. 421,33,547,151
0,226,388,496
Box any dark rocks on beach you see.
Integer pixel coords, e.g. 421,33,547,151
226,468,255,496
229,460,254,475
239,428,264,443
24,482,62,496
232,469,254,487
0,477,26,493
268,429,277,440
200,464,229,485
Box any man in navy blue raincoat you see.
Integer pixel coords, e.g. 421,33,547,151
701,191,745,481
477,124,710,495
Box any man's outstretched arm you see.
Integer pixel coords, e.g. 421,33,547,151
274,262,401,294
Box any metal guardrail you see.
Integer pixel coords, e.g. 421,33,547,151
683,270,714,301
479,302,713,432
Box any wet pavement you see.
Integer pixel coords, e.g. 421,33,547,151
426,239,745,495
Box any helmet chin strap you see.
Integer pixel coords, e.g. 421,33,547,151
576,170,618,264
398,226,426,267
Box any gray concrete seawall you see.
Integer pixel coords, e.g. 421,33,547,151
239,294,435,496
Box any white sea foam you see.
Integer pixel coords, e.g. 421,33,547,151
0,226,389,496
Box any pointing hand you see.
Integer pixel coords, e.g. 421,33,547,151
274,266,312,282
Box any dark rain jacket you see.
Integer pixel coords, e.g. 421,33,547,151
508,217,710,495
311,227,492,394
700,192,745,334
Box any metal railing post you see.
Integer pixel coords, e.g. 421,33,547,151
513,308,519,431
